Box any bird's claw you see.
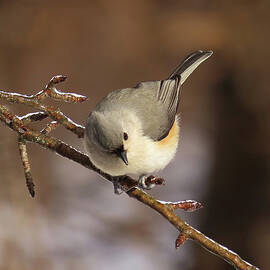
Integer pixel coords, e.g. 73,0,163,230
138,175,166,190
112,178,123,195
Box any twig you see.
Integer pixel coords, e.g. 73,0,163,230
0,91,85,137
40,121,59,135
0,75,86,138
0,78,260,270
18,112,48,124
175,233,187,248
18,136,35,197
0,105,27,133
43,75,87,103
159,199,203,212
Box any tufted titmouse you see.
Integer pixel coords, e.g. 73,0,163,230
84,50,213,189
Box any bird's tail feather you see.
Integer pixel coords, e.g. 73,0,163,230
168,50,213,84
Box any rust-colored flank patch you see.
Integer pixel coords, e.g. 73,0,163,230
156,119,179,148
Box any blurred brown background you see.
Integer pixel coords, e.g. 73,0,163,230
0,1,269,269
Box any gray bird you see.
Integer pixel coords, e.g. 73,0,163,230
84,50,213,189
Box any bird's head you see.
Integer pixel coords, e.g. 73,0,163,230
86,110,138,166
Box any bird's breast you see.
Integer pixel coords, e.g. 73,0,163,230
126,118,180,175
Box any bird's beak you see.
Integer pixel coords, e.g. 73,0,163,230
120,150,128,165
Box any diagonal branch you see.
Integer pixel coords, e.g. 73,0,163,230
0,77,260,270
0,103,259,270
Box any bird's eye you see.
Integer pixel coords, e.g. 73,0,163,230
123,132,128,141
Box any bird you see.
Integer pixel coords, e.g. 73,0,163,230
84,50,213,191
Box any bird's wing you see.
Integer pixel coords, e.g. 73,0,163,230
155,76,181,140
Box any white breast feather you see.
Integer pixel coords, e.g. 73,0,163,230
126,117,179,176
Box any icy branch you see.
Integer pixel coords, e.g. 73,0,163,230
0,76,259,270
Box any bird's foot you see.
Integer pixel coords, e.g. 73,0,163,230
112,177,123,195
138,175,166,190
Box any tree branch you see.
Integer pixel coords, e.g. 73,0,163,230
0,77,259,270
